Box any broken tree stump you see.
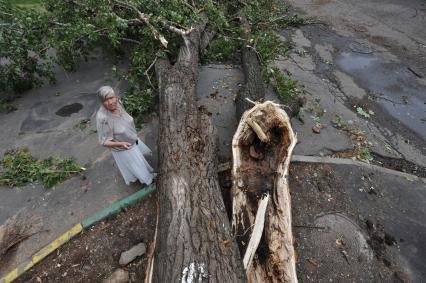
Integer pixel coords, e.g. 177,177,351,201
232,101,298,283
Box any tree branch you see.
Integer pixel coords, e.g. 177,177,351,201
74,28,107,43
50,21,69,27
112,0,197,46
112,0,169,47
144,57,157,87
0,11,13,17
118,37,143,45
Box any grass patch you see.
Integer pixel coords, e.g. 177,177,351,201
0,148,82,188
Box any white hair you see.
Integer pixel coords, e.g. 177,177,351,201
97,86,116,102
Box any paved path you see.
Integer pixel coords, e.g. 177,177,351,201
280,0,426,167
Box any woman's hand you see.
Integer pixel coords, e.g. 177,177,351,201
104,140,132,149
120,142,132,149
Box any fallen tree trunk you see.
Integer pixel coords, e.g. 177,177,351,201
235,17,266,119
232,101,298,283
235,18,304,120
151,20,246,282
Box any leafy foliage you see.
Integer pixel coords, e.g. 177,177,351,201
0,1,54,97
267,67,303,102
1,0,304,116
0,148,82,188
202,34,242,63
240,0,290,28
203,0,299,64
252,30,289,62
331,115,374,163
356,106,375,119
359,147,373,163
121,87,154,127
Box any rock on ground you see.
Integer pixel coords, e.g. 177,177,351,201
119,242,146,266
103,268,129,283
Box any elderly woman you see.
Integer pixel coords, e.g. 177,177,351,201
96,86,155,186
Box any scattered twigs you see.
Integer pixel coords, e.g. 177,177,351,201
341,249,350,265
1,229,48,258
370,93,407,105
407,66,423,78
0,211,42,260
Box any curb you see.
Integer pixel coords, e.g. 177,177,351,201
0,184,156,283
291,155,426,182
82,184,156,228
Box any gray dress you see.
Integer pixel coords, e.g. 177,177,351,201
96,104,154,185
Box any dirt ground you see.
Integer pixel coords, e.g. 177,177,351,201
8,161,424,282
15,192,157,283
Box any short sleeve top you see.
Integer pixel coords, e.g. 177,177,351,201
96,104,138,151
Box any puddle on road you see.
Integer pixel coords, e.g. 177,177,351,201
336,52,426,139
55,103,83,117
337,52,379,71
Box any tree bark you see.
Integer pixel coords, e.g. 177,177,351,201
152,21,246,283
235,17,266,119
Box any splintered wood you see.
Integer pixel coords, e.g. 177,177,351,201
246,117,269,143
232,101,298,283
